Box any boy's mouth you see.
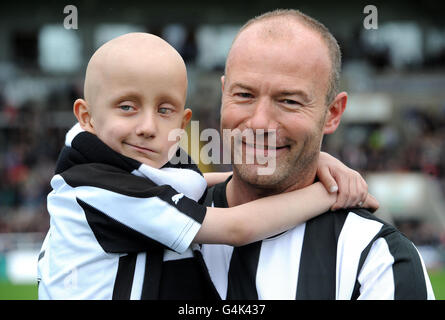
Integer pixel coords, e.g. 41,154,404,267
124,142,157,154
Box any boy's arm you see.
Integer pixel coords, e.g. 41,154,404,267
195,151,379,246
203,171,233,187
194,182,336,246
203,152,379,211
195,180,377,246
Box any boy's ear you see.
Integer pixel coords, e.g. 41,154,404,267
323,92,347,135
73,99,95,133
181,108,193,129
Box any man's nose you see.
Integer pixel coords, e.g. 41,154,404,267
135,110,157,138
246,97,277,130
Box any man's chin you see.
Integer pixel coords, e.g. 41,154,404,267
233,163,287,188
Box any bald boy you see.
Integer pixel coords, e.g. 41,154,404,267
37,32,375,300
75,33,191,169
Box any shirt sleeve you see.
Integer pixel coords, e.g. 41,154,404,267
357,234,435,300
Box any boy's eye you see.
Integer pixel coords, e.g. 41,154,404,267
158,107,172,114
119,105,135,111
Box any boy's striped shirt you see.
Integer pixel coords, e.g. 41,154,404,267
38,124,218,300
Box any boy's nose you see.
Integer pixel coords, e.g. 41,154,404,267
135,112,157,138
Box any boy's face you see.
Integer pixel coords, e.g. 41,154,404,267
75,35,191,169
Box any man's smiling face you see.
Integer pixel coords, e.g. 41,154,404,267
220,19,332,190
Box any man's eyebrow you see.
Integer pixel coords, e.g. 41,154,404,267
228,82,255,92
278,89,312,102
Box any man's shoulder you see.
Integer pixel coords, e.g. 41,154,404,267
313,207,394,228
307,208,400,242
206,179,231,208
309,208,419,259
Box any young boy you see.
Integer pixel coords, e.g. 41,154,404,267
37,32,376,299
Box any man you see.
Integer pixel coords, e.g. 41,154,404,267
201,9,435,299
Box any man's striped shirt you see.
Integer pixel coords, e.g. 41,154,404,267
201,179,435,300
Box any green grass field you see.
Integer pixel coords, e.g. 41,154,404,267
0,282,37,300
1,270,445,300
429,269,445,300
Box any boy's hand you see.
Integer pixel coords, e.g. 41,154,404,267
317,152,379,212
361,193,379,213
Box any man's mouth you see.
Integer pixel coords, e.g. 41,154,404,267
242,140,290,150
242,140,290,156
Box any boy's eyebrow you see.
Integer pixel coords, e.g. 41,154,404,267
109,91,142,103
109,91,184,109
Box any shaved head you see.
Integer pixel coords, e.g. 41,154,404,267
84,32,187,106
74,32,192,168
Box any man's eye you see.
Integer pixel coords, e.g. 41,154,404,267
280,99,302,107
235,92,253,99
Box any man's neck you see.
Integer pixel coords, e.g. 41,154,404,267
225,171,316,207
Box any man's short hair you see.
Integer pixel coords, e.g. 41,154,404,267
233,9,341,105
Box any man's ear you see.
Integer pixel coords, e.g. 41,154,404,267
181,108,193,129
221,75,225,93
73,98,95,133
323,92,347,135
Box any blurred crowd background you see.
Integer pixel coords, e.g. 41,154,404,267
1,0,445,293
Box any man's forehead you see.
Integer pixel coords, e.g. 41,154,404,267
234,18,328,55
228,31,329,73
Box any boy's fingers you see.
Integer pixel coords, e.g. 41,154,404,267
362,194,380,213
353,175,365,207
345,177,357,208
331,174,348,210
346,171,365,208
357,172,368,202
317,167,338,193
358,178,368,206
332,172,367,210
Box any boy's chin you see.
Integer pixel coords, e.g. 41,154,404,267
128,154,166,169
140,158,166,169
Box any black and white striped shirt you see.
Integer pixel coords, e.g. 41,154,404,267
201,178,435,300
37,124,218,300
